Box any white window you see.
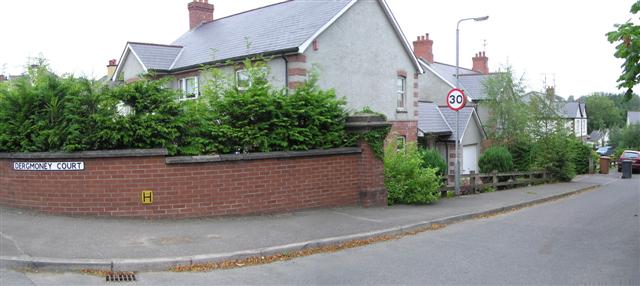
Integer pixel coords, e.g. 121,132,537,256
179,77,199,99
236,68,268,91
396,76,406,109
236,69,251,91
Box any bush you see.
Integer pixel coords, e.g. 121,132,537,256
419,148,447,177
0,59,352,155
570,140,592,175
479,146,514,173
532,133,576,182
384,143,441,205
508,137,533,171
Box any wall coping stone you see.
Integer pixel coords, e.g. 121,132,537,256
166,147,361,164
0,149,168,159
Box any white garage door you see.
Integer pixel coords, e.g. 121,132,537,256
463,144,478,174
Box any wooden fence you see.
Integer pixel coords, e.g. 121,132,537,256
439,170,551,196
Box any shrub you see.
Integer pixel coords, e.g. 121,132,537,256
419,148,447,177
479,146,514,173
532,133,576,182
508,137,533,171
384,143,441,205
0,58,352,156
570,140,592,175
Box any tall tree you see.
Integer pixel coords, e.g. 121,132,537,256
481,66,530,145
584,94,623,132
607,1,640,100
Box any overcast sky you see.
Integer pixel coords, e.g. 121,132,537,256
1,0,636,97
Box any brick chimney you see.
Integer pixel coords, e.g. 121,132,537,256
472,51,489,74
188,0,214,30
107,59,117,79
413,33,434,64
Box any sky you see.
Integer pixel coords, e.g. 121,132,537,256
0,0,637,98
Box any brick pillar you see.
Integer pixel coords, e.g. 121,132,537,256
346,114,391,207
286,54,308,91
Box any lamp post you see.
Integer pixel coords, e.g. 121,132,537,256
455,15,488,195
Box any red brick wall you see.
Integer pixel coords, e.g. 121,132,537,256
388,120,418,143
0,144,386,219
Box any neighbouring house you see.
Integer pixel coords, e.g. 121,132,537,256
411,33,488,176
627,111,640,126
523,89,588,140
418,101,486,178
97,59,118,85
112,0,424,143
412,33,492,124
587,129,609,147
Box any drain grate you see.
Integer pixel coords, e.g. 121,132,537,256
105,272,136,282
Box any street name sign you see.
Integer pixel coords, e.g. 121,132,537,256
13,161,85,171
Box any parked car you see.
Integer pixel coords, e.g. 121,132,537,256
617,150,640,173
596,146,615,156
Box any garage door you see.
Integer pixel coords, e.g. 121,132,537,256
463,144,478,174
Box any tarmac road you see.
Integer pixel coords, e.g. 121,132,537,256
2,174,638,285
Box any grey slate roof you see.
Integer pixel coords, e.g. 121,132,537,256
169,0,352,70
417,102,452,135
419,60,489,101
558,102,582,119
128,43,183,71
628,111,640,125
458,74,490,100
438,107,475,141
429,62,478,85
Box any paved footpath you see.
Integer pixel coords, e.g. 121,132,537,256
0,173,619,271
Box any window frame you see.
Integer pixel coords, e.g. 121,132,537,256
179,76,199,100
396,76,407,110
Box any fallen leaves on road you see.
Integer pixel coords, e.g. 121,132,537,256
171,223,447,272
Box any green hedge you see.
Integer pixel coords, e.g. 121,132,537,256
0,61,354,155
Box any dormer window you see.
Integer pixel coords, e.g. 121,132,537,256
179,76,199,99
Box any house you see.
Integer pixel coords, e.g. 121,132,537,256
523,90,588,140
112,0,424,143
418,101,486,177
410,34,488,176
627,111,640,126
412,34,492,124
587,129,609,147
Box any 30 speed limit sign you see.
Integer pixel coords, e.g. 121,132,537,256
446,88,466,111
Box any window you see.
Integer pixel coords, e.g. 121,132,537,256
396,136,406,151
179,77,199,99
396,76,406,109
236,69,251,91
236,68,268,91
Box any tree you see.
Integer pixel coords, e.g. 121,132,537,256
607,1,640,100
481,66,530,145
584,94,623,132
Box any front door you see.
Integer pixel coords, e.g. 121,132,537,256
463,144,478,174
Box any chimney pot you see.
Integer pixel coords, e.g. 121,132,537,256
413,32,434,64
472,51,489,75
188,0,214,30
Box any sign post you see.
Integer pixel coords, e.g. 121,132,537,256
446,88,466,195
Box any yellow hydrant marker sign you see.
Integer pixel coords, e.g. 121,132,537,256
141,190,153,204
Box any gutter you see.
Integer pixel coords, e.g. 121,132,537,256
166,47,300,74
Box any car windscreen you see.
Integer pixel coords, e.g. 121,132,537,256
622,152,639,159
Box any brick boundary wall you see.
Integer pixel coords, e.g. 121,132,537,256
0,143,387,219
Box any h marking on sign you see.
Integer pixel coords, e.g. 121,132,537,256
141,190,153,204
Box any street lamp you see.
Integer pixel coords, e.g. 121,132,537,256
455,15,489,195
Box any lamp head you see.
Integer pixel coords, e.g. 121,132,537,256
474,16,489,21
